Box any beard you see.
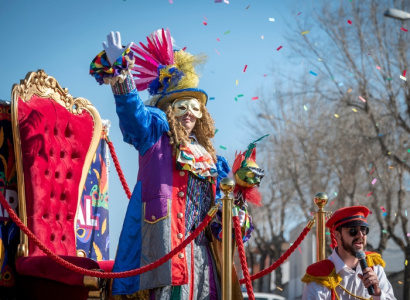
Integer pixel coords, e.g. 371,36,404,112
340,233,367,256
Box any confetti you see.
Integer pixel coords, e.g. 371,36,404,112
407,233,410,237
301,31,310,35
334,114,340,118
406,260,408,266
400,75,407,81
376,66,381,70
224,0,229,3
252,96,259,100
261,35,264,40
303,105,308,111
371,178,377,185
347,20,352,24
330,200,335,206
359,96,366,102
246,5,251,9
276,45,283,51
404,70,407,77
203,21,208,26
243,65,248,72
309,71,317,76
367,192,373,197
406,210,408,217
383,212,387,216
209,97,215,101
215,0,222,2
338,82,344,86
182,47,187,51
237,94,244,98
297,12,302,16
224,30,231,35
169,0,173,3
234,97,238,102
347,88,352,93
352,108,357,112
318,58,322,61
214,129,218,134
216,38,220,41
381,206,386,212
276,287,283,291
269,17,275,22
382,230,387,233
298,246,302,254
386,77,392,80
214,49,221,55
220,146,227,150
236,79,238,85
401,27,408,32
398,281,403,284
325,232,330,235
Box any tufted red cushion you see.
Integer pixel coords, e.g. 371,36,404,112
17,95,94,256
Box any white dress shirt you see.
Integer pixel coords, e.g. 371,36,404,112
302,250,396,300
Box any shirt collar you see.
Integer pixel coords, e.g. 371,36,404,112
189,134,198,143
329,248,351,274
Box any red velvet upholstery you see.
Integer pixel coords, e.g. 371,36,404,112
17,95,93,257
13,87,102,299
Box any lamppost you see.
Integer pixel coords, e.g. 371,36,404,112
384,8,410,20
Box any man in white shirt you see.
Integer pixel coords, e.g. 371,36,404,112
301,206,396,300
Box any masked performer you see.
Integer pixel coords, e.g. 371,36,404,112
90,29,253,300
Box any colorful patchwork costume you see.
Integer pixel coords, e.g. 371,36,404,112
90,29,253,299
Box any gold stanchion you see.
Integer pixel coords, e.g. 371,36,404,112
314,192,328,261
220,177,235,300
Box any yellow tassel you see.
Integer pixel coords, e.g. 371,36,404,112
366,252,386,268
301,269,342,290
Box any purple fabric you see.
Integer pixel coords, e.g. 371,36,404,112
206,244,218,300
139,134,173,221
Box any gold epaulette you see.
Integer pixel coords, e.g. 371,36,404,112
365,251,386,268
301,259,342,290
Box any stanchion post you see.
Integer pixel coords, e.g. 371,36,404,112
220,177,235,300
314,192,328,261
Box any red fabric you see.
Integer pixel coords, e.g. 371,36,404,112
305,259,335,277
17,95,93,256
17,275,89,300
325,206,370,229
98,259,114,272
16,255,99,286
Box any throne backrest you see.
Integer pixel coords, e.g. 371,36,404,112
11,70,102,257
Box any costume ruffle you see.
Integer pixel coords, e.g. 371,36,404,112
90,49,135,85
176,140,217,180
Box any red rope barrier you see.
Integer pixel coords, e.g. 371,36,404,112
106,139,132,200
0,192,217,279
233,215,255,300
239,224,312,284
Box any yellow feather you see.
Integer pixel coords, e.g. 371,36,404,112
93,242,102,261
102,218,107,235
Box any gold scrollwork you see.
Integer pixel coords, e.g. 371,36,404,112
12,70,94,116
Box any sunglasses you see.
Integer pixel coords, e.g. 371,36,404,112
345,226,369,237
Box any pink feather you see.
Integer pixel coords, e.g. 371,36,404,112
131,28,175,91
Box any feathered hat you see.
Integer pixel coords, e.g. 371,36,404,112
130,28,208,109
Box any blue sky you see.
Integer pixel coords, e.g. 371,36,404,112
0,0,311,258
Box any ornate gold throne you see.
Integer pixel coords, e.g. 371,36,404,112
11,70,108,300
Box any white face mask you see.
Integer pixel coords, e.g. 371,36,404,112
172,97,202,118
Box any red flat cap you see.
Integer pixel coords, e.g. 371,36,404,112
326,206,370,229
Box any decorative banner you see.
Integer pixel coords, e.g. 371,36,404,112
0,101,18,288
76,133,110,261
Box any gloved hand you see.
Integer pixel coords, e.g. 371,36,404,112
102,31,133,65
238,209,246,228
